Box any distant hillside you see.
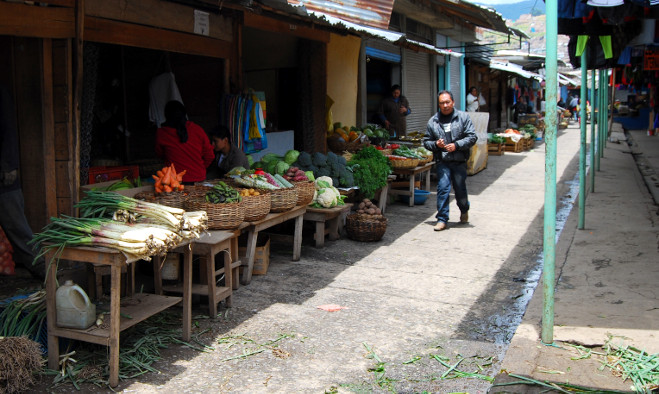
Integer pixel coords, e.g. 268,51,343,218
476,0,545,21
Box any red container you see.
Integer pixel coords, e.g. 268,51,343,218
88,165,140,185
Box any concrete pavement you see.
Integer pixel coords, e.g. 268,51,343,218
494,123,659,392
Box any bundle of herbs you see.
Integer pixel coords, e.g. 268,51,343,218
348,146,392,199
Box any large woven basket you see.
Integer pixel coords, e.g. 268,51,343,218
293,181,315,206
184,198,245,230
134,191,187,209
389,158,419,169
238,190,271,222
346,213,387,242
269,187,298,212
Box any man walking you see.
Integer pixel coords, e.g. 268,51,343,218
423,90,477,231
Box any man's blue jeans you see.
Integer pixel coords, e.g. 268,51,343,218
435,161,469,224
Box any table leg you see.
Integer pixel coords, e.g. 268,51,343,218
182,246,192,342
314,221,325,248
378,183,388,214
109,264,121,387
408,175,414,207
231,237,240,290
424,167,431,191
153,255,163,295
204,253,216,318
240,230,258,285
328,216,340,241
46,258,59,372
293,215,303,261
223,249,232,308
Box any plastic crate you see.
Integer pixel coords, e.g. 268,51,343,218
88,165,139,185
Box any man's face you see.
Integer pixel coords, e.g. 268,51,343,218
438,93,454,115
392,89,401,99
212,136,228,153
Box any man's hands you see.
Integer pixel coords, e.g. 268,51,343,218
398,105,407,114
1,169,17,186
435,139,456,152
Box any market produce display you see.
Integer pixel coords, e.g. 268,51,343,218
205,182,242,204
355,198,382,216
347,146,391,199
152,164,186,194
310,176,346,208
291,151,354,187
30,191,208,262
91,177,142,192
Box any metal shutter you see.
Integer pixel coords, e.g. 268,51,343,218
403,49,432,134
448,39,462,110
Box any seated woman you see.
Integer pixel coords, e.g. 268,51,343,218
206,125,250,179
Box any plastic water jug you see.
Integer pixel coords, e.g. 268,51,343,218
56,280,96,329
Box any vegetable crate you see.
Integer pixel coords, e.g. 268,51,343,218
88,165,139,185
524,138,535,150
503,138,524,153
238,236,270,275
487,143,504,156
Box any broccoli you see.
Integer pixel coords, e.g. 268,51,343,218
339,171,354,187
297,151,312,167
328,160,342,176
338,155,347,166
331,176,340,188
326,151,339,165
315,166,331,178
312,152,327,167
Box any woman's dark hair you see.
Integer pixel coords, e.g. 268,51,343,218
209,125,232,144
164,100,189,143
391,84,401,93
469,86,477,94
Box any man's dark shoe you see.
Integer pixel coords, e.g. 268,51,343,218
460,212,469,223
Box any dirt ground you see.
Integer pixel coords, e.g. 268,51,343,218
2,122,656,393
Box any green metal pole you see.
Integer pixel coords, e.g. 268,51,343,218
603,70,609,150
595,71,601,170
590,69,596,191
599,71,605,158
578,49,588,230
542,0,558,345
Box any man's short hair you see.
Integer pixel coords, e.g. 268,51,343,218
438,90,454,101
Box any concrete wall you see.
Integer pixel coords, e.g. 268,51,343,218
327,33,360,129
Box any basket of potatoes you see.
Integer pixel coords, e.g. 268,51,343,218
346,198,387,242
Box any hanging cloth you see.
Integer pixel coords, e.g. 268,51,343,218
148,72,183,127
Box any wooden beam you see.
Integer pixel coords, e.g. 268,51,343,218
73,0,84,208
42,39,59,220
244,13,329,43
84,17,233,59
85,0,232,42
0,2,74,38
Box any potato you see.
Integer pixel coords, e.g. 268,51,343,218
375,208,381,215
358,209,365,214
358,202,366,210
367,208,376,215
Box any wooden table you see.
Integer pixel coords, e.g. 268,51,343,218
238,204,307,285
45,244,192,387
388,162,434,207
153,230,240,318
304,203,353,247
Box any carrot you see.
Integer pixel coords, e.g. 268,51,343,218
163,184,173,193
177,184,184,191
170,163,177,175
155,185,164,195
157,170,164,178
176,170,186,182
170,177,180,190
161,166,172,185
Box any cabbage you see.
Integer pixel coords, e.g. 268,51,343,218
305,171,315,181
275,161,290,176
284,149,300,165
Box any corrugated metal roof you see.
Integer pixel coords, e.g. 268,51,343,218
489,61,543,81
287,0,395,30
303,9,463,58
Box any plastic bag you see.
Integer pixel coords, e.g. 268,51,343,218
478,93,486,106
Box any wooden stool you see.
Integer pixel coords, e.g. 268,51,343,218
153,231,239,318
304,204,353,248
86,263,134,300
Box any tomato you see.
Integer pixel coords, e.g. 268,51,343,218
390,144,400,149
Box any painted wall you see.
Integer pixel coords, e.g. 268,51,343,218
327,33,361,129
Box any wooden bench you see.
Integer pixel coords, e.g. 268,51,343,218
304,203,353,248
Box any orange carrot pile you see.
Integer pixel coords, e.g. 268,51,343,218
152,164,186,194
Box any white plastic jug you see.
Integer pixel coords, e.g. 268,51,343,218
56,280,96,329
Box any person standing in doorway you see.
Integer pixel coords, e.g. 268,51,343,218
466,86,480,112
377,84,411,137
423,90,477,231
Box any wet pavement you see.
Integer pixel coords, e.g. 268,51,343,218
6,119,656,393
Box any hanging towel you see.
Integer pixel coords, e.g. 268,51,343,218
149,72,183,128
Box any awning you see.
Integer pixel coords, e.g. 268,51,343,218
303,9,463,58
558,73,580,86
489,61,543,81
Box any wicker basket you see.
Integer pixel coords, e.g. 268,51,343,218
184,197,245,230
346,213,387,242
238,190,271,222
417,156,433,165
134,191,187,209
269,187,298,212
293,181,315,206
389,158,419,169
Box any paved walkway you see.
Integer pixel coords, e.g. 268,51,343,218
495,122,659,392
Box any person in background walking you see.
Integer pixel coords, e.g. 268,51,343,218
423,90,477,231
0,85,43,278
569,95,580,121
466,86,480,112
377,84,411,137
155,100,215,184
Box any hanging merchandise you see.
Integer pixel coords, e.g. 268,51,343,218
149,72,183,128
219,93,268,155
